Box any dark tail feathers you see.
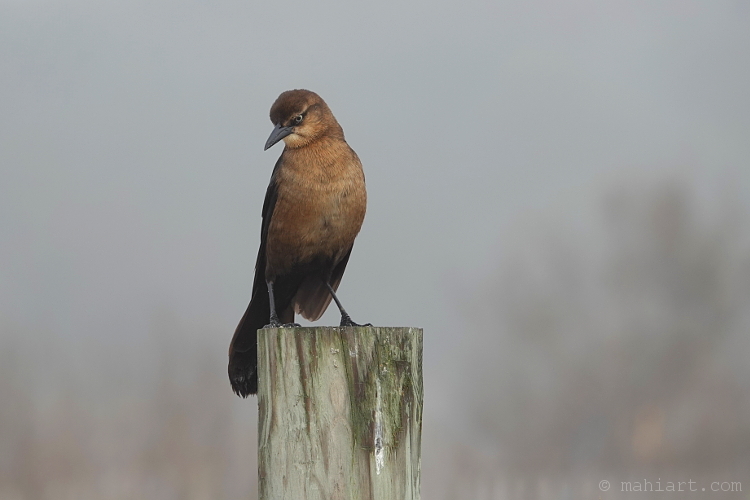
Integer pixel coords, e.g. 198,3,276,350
228,293,268,397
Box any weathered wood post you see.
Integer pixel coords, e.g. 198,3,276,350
258,326,423,500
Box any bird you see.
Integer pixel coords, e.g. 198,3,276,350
228,89,368,398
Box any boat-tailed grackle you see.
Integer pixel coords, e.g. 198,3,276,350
228,89,368,397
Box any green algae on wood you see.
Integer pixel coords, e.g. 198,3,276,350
258,326,423,500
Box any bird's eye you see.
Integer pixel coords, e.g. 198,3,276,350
293,114,303,124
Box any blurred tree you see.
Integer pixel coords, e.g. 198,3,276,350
465,180,750,474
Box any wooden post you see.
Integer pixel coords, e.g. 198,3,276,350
258,326,423,500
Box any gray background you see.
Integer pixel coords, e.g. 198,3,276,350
2,0,749,498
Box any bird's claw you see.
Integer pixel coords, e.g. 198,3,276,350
264,317,282,328
340,315,371,327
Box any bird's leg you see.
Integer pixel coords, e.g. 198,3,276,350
265,280,300,328
325,282,371,327
265,280,282,328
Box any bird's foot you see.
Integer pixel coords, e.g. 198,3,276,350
281,322,301,328
340,314,372,327
264,317,282,328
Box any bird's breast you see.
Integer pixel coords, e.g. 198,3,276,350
265,147,366,276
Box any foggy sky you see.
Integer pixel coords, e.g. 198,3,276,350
2,0,749,413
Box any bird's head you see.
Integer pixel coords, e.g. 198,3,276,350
264,89,343,150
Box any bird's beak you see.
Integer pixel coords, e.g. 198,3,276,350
264,124,294,151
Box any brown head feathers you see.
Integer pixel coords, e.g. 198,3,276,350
268,89,344,149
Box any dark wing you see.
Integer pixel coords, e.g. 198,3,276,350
228,158,282,397
231,158,280,354
250,157,281,298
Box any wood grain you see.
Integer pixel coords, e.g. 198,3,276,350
258,326,423,500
